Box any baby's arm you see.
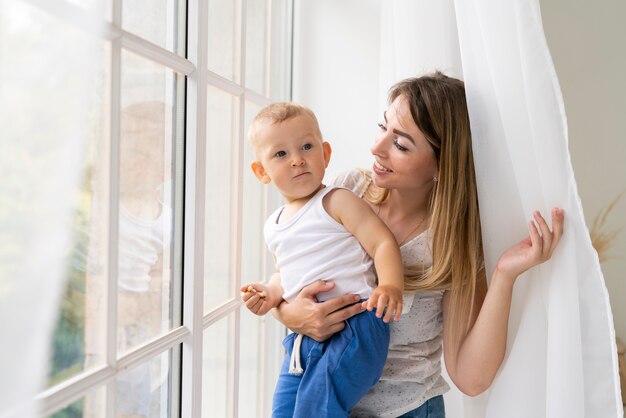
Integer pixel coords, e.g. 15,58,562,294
241,272,284,316
324,189,404,322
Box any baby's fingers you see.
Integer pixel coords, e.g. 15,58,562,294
381,301,394,323
244,293,263,312
375,294,389,319
383,298,402,323
392,300,403,322
366,293,380,311
241,284,266,299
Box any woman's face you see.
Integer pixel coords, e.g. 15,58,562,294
370,95,438,192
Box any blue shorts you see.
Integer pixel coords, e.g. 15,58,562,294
397,396,446,418
272,309,390,418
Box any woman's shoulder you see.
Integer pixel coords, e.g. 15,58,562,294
327,168,372,197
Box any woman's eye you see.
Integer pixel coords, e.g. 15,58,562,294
274,150,286,158
377,123,387,131
302,143,312,151
393,139,409,152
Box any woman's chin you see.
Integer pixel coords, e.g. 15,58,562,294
370,172,388,188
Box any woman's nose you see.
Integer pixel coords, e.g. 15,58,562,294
371,134,387,156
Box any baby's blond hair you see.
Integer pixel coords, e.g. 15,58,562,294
248,102,323,149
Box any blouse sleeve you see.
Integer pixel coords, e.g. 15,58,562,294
327,168,371,197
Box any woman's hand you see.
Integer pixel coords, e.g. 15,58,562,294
273,280,366,342
495,208,565,282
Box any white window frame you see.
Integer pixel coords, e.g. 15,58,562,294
35,0,293,416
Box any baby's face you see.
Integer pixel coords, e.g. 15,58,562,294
252,115,330,203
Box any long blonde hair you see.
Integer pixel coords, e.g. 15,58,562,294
366,72,484,348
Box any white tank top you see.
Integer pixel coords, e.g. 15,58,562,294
265,186,375,303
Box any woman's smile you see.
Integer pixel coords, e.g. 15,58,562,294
373,160,392,173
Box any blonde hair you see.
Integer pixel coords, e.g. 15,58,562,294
248,102,323,148
365,72,484,349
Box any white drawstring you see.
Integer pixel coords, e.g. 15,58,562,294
288,333,304,375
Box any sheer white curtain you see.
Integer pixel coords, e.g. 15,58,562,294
0,1,103,417
380,0,622,417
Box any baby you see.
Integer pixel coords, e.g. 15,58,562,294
241,102,404,417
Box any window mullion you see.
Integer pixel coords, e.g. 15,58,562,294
105,0,123,415
181,0,209,416
228,0,247,416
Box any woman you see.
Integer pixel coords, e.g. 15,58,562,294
250,72,564,417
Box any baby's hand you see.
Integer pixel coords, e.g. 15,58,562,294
364,285,403,323
240,283,277,316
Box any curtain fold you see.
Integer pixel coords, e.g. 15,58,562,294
454,0,621,416
380,0,622,416
0,1,103,417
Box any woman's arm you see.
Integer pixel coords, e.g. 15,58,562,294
272,278,366,342
443,208,565,396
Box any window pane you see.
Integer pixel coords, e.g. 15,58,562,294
118,50,181,353
208,0,238,81
48,386,106,418
237,102,264,415
49,43,111,387
65,0,112,21
115,348,176,417
240,101,265,285
204,86,238,312
123,0,186,55
269,0,292,100
202,315,234,418
245,0,267,93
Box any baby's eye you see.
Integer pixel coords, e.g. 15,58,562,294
377,123,387,131
274,150,286,158
302,143,313,151
393,139,409,152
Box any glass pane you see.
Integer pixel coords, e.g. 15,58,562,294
66,0,113,21
238,311,262,417
123,0,186,55
202,315,234,418
49,386,106,418
237,102,265,415
118,49,180,353
208,0,238,81
269,0,291,100
240,101,265,284
204,86,238,312
245,0,267,93
49,43,111,387
115,349,176,417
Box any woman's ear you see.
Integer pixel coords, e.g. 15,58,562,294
251,161,271,184
322,141,332,168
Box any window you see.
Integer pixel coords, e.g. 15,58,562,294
40,0,293,417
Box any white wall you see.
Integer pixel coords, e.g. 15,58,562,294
292,0,381,175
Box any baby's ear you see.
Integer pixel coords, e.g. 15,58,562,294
251,161,271,184
322,141,332,168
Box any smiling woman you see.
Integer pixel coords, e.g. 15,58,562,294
291,1,621,417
